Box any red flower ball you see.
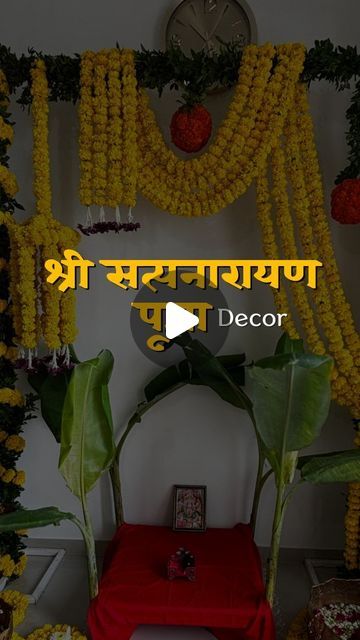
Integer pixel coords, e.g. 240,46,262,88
170,104,212,153
331,178,360,224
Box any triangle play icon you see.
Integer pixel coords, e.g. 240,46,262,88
165,302,199,340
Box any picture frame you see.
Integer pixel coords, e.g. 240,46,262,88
173,484,207,532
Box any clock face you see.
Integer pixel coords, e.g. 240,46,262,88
166,0,257,55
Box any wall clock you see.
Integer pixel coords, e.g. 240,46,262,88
165,0,257,55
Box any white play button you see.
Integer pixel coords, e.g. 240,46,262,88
165,302,199,340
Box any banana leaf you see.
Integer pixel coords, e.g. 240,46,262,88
275,333,304,356
59,349,116,499
0,507,75,531
173,333,253,414
144,351,246,402
28,346,80,442
28,368,73,442
299,449,360,483
249,353,332,461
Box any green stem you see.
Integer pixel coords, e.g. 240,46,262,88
76,373,99,599
266,483,286,607
250,462,272,532
250,443,265,531
110,382,186,527
266,361,296,607
110,462,124,527
72,512,98,600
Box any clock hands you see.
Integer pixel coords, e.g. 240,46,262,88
208,3,229,39
174,0,234,51
176,16,207,43
189,23,208,42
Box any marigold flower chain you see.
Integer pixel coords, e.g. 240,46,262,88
79,51,95,207
2,60,79,359
79,48,139,227
270,144,326,356
92,51,108,207
31,60,51,217
255,165,298,340
27,625,87,640
107,48,122,208
254,78,360,567
285,106,359,410
138,45,305,217
137,44,273,196
0,589,29,623
0,71,28,584
295,85,360,366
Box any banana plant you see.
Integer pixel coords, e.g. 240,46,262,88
1,350,116,600
109,336,248,527
251,336,360,605
169,333,360,606
58,349,116,598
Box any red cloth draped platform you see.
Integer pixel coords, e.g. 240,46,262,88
88,523,275,640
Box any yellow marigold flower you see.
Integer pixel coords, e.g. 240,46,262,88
0,388,24,407
6,346,18,361
27,626,87,640
0,118,14,144
13,470,26,486
0,590,29,626
13,554,28,576
0,341,7,357
2,468,16,483
0,165,18,198
0,555,15,578
5,434,25,452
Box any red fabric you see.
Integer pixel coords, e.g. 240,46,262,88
88,523,275,640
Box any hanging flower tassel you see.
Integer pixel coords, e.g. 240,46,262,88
123,207,140,232
86,205,92,226
78,207,140,234
63,344,70,367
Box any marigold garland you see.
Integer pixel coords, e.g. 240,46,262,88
0,165,18,199
0,70,30,584
0,61,78,581
107,48,122,209
26,625,87,640
0,590,87,640
0,589,29,626
31,60,51,218
78,48,139,232
121,49,138,210
3,59,79,364
92,51,108,208
79,51,94,208
254,77,360,568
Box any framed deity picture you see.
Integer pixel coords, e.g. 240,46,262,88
173,485,207,532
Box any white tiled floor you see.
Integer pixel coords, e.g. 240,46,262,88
6,539,342,640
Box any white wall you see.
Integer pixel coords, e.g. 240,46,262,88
1,0,359,549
